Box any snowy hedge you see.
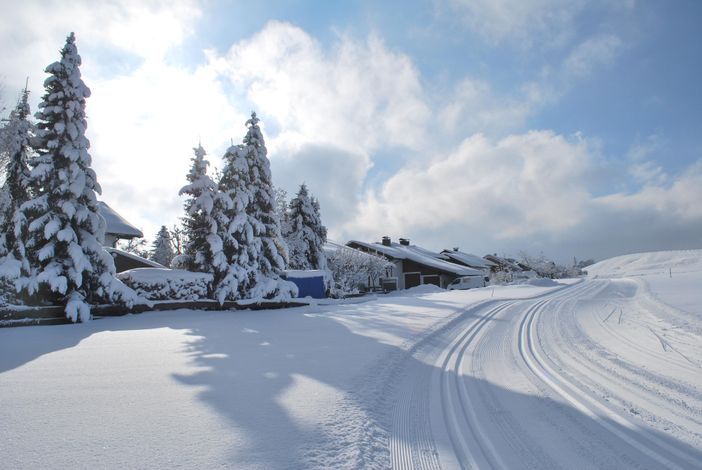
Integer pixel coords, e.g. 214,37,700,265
117,268,212,301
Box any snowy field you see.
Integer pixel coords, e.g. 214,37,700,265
2,251,702,469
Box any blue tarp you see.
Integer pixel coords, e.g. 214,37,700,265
284,271,326,299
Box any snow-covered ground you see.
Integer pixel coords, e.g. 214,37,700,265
1,250,701,469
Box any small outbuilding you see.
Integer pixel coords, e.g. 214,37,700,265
283,270,327,299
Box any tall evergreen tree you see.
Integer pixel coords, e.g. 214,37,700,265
287,183,328,271
241,112,295,299
178,144,226,276
0,87,33,281
151,225,175,267
214,142,257,302
18,33,138,321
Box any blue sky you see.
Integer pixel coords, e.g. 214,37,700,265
2,0,701,263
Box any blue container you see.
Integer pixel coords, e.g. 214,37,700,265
284,270,326,299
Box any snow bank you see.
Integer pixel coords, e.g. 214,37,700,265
391,283,445,295
117,268,212,301
523,278,561,287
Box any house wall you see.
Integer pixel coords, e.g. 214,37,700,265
380,260,403,290
401,259,458,289
104,234,118,248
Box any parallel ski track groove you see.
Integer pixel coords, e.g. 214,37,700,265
518,282,701,470
439,301,524,469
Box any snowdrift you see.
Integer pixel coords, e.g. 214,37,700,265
585,249,702,277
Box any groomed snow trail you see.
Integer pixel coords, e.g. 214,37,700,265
389,280,702,469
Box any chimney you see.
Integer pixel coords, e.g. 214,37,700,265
381,236,391,246
399,238,410,246
453,247,459,252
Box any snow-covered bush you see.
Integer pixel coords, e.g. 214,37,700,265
326,245,392,296
117,268,212,301
489,270,513,285
170,254,190,270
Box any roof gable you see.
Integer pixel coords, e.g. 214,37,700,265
97,201,143,238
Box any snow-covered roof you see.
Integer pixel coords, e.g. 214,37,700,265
97,201,143,238
347,240,484,276
484,254,524,271
105,247,164,268
440,250,496,269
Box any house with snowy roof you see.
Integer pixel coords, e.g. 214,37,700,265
482,254,537,280
346,237,484,290
97,201,144,247
97,201,163,272
439,248,496,275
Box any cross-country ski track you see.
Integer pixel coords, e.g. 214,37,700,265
388,279,702,469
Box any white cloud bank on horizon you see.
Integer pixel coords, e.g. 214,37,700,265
1,1,699,263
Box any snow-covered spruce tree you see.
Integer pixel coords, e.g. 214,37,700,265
311,195,327,245
213,142,257,302
19,33,139,321
274,186,289,224
240,112,295,300
0,88,33,281
150,225,175,267
178,143,226,278
287,183,328,271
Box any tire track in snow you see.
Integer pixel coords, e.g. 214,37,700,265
518,290,702,470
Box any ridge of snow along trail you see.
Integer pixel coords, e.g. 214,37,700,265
1,250,701,468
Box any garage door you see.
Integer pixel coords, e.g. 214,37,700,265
404,272,421,289
422,275,440,287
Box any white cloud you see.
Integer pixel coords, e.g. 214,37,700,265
440,0,585,46
211,21,431,155
270,143,371,232
598,162,702,222
347,131,594,242
0,0,201,96
563,34,624,78
87,60,247,238
439,78,538,138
